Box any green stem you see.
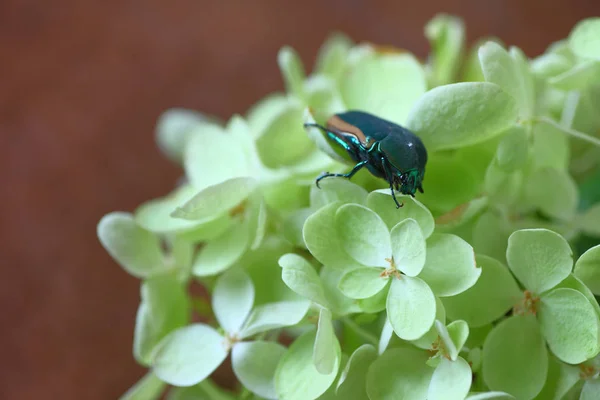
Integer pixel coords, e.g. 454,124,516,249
342,317,379,347
530,116,600,147
198,379,234,399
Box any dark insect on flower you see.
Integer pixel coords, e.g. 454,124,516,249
304,110,428,208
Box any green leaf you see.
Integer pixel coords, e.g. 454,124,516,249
120,372,166,400
303,202,364,271
555,274,600,319
256,102,315,168
336,344,377,400
575,244,600,294
212,269,254,334
97,212,165,278
314,308,338,374
434,319,469,361
534,354,580,400
152,324,228,386
176,216,233,243
261,175,310,213
310,178,368,210
428,357,472,400
506,229,573,294
338,267,388,299
524,168,578,221
538,287,599,364
461,38,504,82
575,203,600,237
390,219,426,276
242,237,299,305
367,190,434,238
135,185,210,234
366,347,433,400
357,281,390,313
434,320,458,361
472,211,511,263
192,222,249,277
387,276,436,340
577,205,600,237
278,46,307,100
279,253,329,307
171,178,258,221
569,17,600,60
484,162,522,208
314,32,353,80
321,266,362,316
482,315,548,400
242,192,267,253
581,379,600,400
466,393,515,400
465,324,492,349
155,109,215,164
231,341,286,400
378,318,394,354
341,52,427,125
283,208,312,249
184,123,254,191
285,135,343,177
246,93,288,139
479,42,534,118
405,82,518,152
335,204,391,267
411,297,446,350
447,320,469,358
530,121,570,172
563,87,600,143
415,153,482,215
442,255,521,327
419,233,481,297
134,277,190,365
468,347,483,373
240,301,310,338
549,61,600,91
495,125,528,172
275,329,340,400
425,14,465,86
531,53,573,79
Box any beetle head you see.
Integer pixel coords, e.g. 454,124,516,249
394,168,423,197
379,134,426,197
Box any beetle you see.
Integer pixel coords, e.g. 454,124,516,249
304,110,427,208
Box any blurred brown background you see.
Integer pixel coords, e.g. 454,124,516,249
1,0,598,398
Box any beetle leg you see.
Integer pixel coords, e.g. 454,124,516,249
315,160,368,188
381,157,403,208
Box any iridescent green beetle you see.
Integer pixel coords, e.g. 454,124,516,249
304,110,427,208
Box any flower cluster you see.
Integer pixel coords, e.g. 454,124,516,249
98,15,600,400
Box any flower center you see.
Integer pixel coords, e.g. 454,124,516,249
513,290,540,316
381,257,402,279
579,363,599,380
229,201,247,218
